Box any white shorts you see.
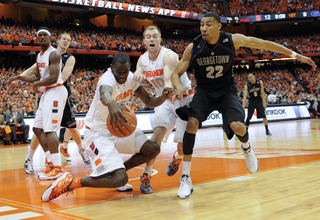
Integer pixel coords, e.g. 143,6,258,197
33,86,67,133
84,128,148,177
153,95,193,143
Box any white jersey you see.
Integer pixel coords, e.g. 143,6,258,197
141,46,191,96
85,68,140,135
36,46,63,86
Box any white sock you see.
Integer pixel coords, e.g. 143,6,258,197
143,165,152,176
51,153,61,166
241,142,249,149
27,148,36,159
175,151,183,160
182,161,191,176
63,141,69,150
45,151,52,162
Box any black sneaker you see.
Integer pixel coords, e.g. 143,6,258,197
166,151,182,176
139,173,153,194
266,130,272,137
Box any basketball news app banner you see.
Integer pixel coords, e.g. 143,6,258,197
42,0,201,20
23,105,310,137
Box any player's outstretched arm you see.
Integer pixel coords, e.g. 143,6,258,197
133,56,146,82
61,56,76,82
7,63,38,90
242,84,248,110
134,86,171,108
233,34,317,70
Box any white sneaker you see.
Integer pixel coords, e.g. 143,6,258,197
241,145,259,174
24,158,34,174
79,148,91,165
177,174,193,199
116,184,133,192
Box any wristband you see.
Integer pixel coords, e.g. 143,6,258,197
291,51,297,58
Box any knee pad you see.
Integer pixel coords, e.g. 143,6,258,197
183,132,196,155
236,131,249,143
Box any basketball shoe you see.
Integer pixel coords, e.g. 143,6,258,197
266,130,272,137
116,184,133,192
79,148,91,165
166,151,182,176
60,147,71,162
38,166,64,181
24,158,34,175
38,161,54,177
140,173,153,194
41,171,74,202
241,144,259,174
177,174,193,199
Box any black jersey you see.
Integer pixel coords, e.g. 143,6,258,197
247,80,262,100
61,51,73,96
190,31,235,90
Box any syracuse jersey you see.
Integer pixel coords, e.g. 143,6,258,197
141,46,191,96
85,68,140,135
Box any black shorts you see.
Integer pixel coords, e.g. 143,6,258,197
60,97,77,128
176,83,245,140
248,99,266,118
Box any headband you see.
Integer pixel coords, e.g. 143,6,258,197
37,29,51,37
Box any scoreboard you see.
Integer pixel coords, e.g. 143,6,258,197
222,11,320,24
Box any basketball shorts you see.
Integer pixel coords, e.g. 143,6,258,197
34,86,67,133
154,95,193,143
84,128,148,177
60,97,77,128
248,99,266,118
176,83,245,140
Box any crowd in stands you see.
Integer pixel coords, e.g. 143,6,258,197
229,0,320,17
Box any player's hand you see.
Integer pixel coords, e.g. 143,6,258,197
162,87,174,100
133,72,146,82
296,54,317,70
32,85,40,94
263,104,266,109
7,77,19,91
107,100,128,129
176,87,185,101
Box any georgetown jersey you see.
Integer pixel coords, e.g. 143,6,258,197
141,46,191,96
61,51,73,96
85,68,140,135
36,46,63,86
190,31,235,90
247,80,262,100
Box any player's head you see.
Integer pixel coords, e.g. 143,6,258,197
200,12,222,42
111,52,131,84
37,26,51,47
143,26,162,53
248,73,256,83
57,33,71,50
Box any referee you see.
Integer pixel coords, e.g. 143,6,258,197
242,73,272,137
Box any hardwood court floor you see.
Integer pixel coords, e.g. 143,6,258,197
0,119,320,219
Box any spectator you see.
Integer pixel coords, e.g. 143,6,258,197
0,110,11,144
5,104,30,145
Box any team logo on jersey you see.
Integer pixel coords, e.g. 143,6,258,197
115,89,133,101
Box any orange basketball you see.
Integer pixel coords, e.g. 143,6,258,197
107,109,137,138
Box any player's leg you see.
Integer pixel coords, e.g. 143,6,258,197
24,134,40,174
221,92,259,174
263,118,272,136
67,128,91,164
255,100,271,136
41,128,128,202
140,100,174,193
60,128,72,162
38,87,67,180
245,102,255,128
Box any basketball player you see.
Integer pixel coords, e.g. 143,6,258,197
41,52,172,202
171,12,317,199
8,26,68,180
9,33,91,175
242,73,272,136
133,26,193,194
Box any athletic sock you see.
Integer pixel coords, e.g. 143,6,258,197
182,161,191,176
143,165,152,176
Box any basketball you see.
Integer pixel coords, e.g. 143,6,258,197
107,109,137,138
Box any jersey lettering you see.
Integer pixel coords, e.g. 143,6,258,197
115,89,133,101
144,69,164,78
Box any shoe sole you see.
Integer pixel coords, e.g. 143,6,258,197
117,188,133,192
177,188,194,199
41,172,69,202
38,172,64,181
